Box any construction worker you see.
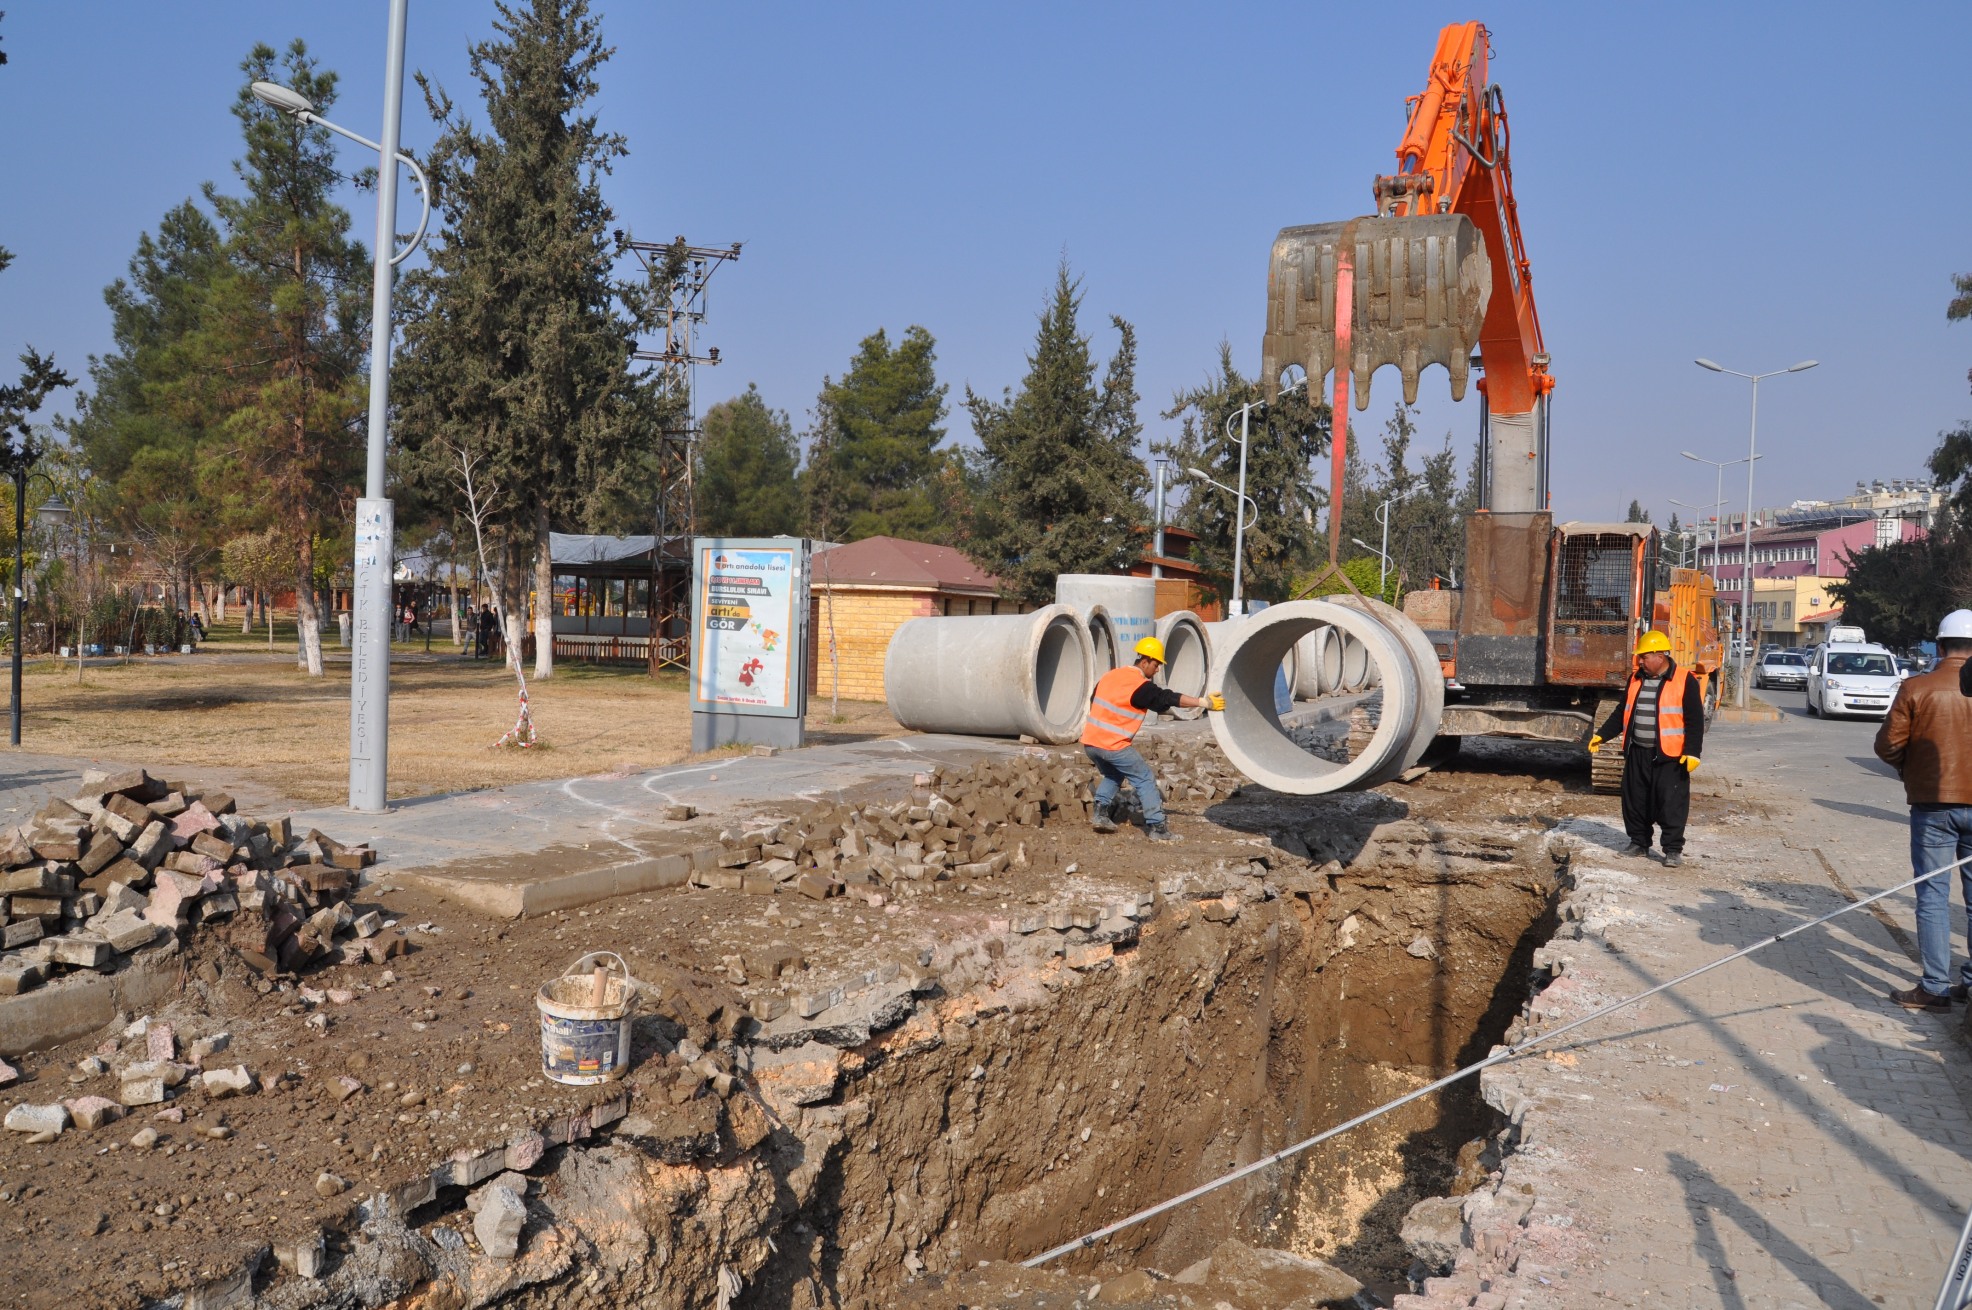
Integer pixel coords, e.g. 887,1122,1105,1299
1587,630,1705,867
1082,636,1224,843
1875,609,1972,1012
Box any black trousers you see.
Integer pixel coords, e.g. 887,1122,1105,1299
1621,745,1691,854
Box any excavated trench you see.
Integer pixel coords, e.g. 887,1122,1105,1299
336,802,1560,1310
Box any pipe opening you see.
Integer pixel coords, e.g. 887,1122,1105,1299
1085,605,1119,673
1034,614,1090,737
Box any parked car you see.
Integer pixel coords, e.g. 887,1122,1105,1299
1806,642,1902,718
1754,650,1808,690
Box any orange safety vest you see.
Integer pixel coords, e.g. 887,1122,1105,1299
1082,666,1150,751
1621,666,1688,758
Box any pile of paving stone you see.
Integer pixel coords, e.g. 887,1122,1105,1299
1131,735,1248,803
2,1014,260,1140
0,767,392,998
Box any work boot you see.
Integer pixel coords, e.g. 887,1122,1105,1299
1661,852,1684,868
1891,984,1951,1013
1145,822,1177,843
1091,803,1117,834
1952,983,1970,1002
1619,843,1650,858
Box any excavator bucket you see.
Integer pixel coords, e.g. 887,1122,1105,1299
1263,215,1491,407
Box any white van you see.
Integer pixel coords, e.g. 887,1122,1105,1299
1806,642,1901,719
1828,624,1866,645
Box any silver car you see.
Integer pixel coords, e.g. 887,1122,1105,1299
1754,651,1807,690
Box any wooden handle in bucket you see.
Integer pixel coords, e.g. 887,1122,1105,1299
565,951,635,1010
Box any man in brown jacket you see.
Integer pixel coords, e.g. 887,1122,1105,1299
1876,609,1972,1011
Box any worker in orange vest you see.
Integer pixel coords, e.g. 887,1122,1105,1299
1587,630,1706,867
1083,636,1225,842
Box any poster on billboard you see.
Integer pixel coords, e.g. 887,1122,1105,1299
690,538,809,746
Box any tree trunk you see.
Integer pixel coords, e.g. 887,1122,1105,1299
214,584,225,625
241,586,252,636
449,559,464,648
500,547,529,677
531,504,554,680
296,536,324,676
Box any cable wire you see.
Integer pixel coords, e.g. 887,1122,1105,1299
1023,849,1972,1268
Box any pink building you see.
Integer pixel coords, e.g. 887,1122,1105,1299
1699,515,1924,584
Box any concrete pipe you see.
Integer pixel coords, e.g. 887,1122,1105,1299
1292,627,1330,699
1151,610,1210,721
1207,600,1443,794
1336,629,1370,692
1324,592,1444,771
885,603,1094,745
1208,618,1299,708
1085,604,1120,673
1056,574,1157,661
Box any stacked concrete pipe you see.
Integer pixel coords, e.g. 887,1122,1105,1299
1151,610,1210,720
1084,604,1120,673
1292,627,1330,699
885,603,1095,745
1208,598,1443,794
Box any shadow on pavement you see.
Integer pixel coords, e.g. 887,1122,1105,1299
1668,1152,1875,1309
1816,797,1912,827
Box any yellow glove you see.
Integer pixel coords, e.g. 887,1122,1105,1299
1205,693,1226,712
1682,755,1700,773
1586,735,1602,755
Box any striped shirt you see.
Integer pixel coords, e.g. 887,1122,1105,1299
1630,676,1663,748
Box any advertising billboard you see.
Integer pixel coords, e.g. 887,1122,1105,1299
689,539,809,744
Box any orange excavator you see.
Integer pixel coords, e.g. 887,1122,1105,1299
1265,21,1719,787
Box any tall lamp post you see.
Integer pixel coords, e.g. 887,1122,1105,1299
1677,450,1759,585
1694,357,1819,708
251,0,431,811
1219,374,1308,616
1182,467,1258,614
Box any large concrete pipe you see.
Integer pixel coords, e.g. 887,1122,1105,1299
1056,575,1156,661
1151,609,1210,721
885,604,1094,745
1325,592,1444,769
1207,600,1443,794
1337,629,1370,692
1085,604,1120,673
1207,618,1298,713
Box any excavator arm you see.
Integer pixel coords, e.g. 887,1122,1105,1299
1265,20,1553,541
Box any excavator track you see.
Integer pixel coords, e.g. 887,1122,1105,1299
1588,697,1624,794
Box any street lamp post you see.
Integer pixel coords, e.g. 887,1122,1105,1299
251,0,431,811
1372,492,1410,596
1183,467,1258,613
1,438,43,747
1694,357,1819,708
1667,498,1713,572
1221,375,1308,616
1676,451,1760,584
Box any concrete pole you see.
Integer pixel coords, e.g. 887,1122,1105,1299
348,0,410,812
1232,406,1249,617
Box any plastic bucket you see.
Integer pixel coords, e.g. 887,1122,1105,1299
536,951,638,1085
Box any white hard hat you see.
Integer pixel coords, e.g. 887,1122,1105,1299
1940,609,1972,641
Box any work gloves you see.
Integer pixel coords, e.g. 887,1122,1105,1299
1682,755,1700,773
1586,735,1602,754
1205,693,1226,713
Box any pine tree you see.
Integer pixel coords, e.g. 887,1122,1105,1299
63,201,231,617
1158,343,1326,607
186,41,370,676
964,266,1147,604
1625,499,1652,523
396,0,661,678
697,385,800,537
804,327,950,542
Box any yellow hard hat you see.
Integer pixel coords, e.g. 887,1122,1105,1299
1133,636,1167,664
1634,630,1673,656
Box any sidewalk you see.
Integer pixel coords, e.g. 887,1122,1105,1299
1402,756,1972,1306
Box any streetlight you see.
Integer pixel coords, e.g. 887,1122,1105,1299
1372,492,1410,596
1181,467,1258,613
251,0,431,812
1667,498,1712,570
1694,357,1819,708
1218,373,1308,616
1677,451,1761,582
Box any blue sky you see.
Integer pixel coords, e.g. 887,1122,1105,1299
3,1,1968,531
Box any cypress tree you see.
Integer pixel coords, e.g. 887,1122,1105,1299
965,265,1147,605
396,0,659,678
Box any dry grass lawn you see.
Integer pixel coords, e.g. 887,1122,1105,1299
3,649,902,805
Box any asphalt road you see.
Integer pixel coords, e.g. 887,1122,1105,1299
1707,685,1944,985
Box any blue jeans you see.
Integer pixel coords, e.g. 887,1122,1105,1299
1084,744,1164,826
1911,804,1972,995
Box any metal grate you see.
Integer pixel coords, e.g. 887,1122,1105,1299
1552,534,1635,633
